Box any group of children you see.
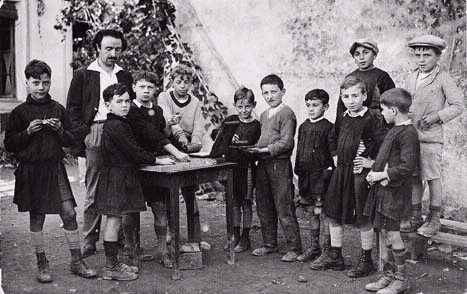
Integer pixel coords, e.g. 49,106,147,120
4,32,464,293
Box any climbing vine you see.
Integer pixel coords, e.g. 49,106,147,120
54,0,227,125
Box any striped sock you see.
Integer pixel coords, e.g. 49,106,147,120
64,229,80,250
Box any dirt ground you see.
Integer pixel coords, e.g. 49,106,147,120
1,165,466,294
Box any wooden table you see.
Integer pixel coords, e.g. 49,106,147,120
139,157,236,279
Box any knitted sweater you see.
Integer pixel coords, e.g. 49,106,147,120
256,104,296,158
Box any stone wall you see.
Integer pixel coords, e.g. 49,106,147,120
174,0,467,218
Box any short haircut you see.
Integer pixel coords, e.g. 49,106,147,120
103,83,129,102
412,46,442,56
133,71,158,85
169,64,194,81
340,76,367,95
305,89,329,105
380,88,412,113
260,74,284,90
234,86,255,104
93,29,127,52
24,59,51,79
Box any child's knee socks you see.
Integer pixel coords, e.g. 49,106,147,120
360,228,374,251
329,224,343,248
31,231,45,254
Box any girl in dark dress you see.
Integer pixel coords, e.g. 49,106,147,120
311,76,386,279
222,87,261,252
95,83,156,281
4,60,96,283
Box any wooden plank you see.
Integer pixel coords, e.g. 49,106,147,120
440,219,467,234
431,232,467,248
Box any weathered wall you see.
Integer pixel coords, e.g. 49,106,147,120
12,0,72,106
174,0,467,216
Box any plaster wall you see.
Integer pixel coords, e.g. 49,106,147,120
174,0,467,213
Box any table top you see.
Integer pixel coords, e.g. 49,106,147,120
139,156,236,174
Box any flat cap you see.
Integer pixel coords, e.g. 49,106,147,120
349,39,379,56
408,34,446,51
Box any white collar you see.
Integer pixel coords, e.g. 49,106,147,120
395,119,412,126
344,106,368,117
133,99,153,109
87,59,123,75
308,116,325,123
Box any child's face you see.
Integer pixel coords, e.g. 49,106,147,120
305,99,328,120
172,75,192,97
381,104,395,124
234,98,255,120
261,84,284,108
26,73,51,100
105,92,131,117
413,47,439,73
133,79,156,103
341,85,367,113
353,46,376,70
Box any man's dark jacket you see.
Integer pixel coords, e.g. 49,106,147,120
65,67,133,156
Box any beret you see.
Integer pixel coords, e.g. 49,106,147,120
349,39,379,56
408,34,446,51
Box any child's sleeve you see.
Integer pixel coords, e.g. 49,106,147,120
438,73,465,123
191,103,205,146
362,111,387,159
377,72,396,96
294,125,304,175
267,111,296,157
4,108,30,153
327,123,338,157
60,104,78,148
108,122,156,165
386,129,419,185
158,91,184,137
249,121,261,145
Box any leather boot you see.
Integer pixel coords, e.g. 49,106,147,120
36,252,53,283
297,229,321,262
69,249,97,278
309,246,345,271
365,262,394,292
347,249,375,278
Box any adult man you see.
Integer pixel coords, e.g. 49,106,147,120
66,29,133,257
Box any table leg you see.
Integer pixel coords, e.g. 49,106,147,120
169,183,181,280
225,168,234,241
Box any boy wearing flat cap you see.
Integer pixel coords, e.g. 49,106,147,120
404,34,464,237
336,39,395,132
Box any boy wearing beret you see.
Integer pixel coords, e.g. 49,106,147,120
336,39,395,132
404,34,464,237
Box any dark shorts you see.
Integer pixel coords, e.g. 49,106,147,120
141,182,168,205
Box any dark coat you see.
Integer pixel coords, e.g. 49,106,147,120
65,67,133,156
94,113,156,215
126,101,170,155
364,124,420,223
4,95,76,213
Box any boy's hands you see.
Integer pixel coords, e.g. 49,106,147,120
45,118,63,133
332,155,338,167
155,157,175,165
353,156,374,169
246,147,268,154
27,119,43,135
168,113,181,126
231,134,240,144
178,134,189,148
173,151,190,162
419,113,440,130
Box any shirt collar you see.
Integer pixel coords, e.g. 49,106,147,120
395,119,412,126
308,116,325,123
344,106,368,117
87,59,123,75
133,99,153,109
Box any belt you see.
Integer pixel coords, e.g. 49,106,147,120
92,120,106,124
